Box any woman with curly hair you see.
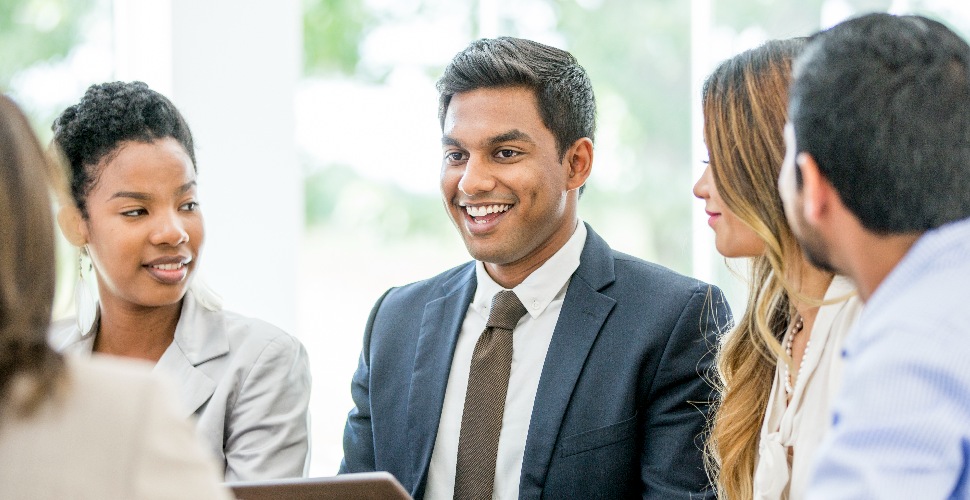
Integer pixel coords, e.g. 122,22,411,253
693,39,862,499
49,81,311,481
0,93,231,498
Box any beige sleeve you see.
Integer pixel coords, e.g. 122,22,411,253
130,375,235,500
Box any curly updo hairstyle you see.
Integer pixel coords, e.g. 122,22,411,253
51,81,196,217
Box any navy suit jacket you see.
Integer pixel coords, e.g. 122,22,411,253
340,224,731,499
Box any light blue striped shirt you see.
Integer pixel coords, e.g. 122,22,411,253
807,216,970,499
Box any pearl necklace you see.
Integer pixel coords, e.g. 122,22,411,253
783,314,808,396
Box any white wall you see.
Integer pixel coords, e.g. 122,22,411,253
113,0,303,333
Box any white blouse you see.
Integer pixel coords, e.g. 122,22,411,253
752,276,863,499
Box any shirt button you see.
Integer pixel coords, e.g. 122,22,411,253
532,300,540,309
841,349,848,358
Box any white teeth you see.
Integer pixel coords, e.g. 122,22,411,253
465,204,511,217
153,263,184,271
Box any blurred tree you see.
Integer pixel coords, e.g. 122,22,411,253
305,164,453,244
0,0,90,88
548,0,695,270
304,0,373,76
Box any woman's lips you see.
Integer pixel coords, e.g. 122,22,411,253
143,257,191,285
706,211,721,227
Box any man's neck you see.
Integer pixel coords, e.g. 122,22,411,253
844,231,922,302
483,220,579,289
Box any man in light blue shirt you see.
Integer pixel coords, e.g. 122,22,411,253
777,12,970,499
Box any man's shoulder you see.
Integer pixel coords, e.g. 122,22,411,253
578,223,713,295
380,260,476,305
606,249,712,295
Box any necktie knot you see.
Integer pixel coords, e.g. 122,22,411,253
486,290,527,331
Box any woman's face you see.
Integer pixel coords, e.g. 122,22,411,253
693,163,765,258
81,137,203,311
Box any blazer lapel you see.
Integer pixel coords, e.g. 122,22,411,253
407,263,476,495
519,225,617,498
154,292,230,418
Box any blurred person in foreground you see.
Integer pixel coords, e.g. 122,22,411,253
0,94,232,499
694,38,862,500
340,36,732,499
779,13,970,498
48,81,311,480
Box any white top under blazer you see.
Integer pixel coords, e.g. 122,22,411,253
753,276,863,499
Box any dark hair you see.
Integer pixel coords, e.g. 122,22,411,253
789,13,970,233
436,36,596,158
0,94,65,416
51,81,196,218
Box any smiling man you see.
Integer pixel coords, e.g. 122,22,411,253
778,13,970,499
339,37,731,499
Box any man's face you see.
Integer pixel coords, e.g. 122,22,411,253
779,123,836,273
440,86,578,272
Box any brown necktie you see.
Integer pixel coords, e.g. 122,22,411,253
454,290,528,500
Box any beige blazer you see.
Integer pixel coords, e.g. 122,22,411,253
50,290,312,481
0,356,233,500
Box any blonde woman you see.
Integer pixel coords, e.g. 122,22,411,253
693,39,862,499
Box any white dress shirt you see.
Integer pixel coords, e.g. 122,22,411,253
425,222,587,500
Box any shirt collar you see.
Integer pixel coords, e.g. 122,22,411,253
472,221,587,320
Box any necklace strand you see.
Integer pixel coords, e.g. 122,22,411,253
783,314,808,396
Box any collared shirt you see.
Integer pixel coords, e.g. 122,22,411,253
807,216,970,499
425,221,587,500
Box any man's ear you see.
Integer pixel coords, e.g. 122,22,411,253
797,152,833,225
57,205,88,247
565,137,593,192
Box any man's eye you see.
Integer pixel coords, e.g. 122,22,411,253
445,152,466,162
497,150,519,158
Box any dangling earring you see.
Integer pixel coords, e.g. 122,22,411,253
74,246,97,334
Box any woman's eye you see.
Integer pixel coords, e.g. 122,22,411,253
180,201,199,211
121,208,146,217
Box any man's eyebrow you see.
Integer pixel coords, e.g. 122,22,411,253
441,130,535,149
488,129,534,145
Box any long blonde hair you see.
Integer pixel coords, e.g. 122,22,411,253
702,38,814,499
0,95,67,418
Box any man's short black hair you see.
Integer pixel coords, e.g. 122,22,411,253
790,13,970,233
436,36,596,159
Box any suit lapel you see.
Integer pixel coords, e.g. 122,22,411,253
407,263,476,495
519,225,617,498
154,292,230,418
